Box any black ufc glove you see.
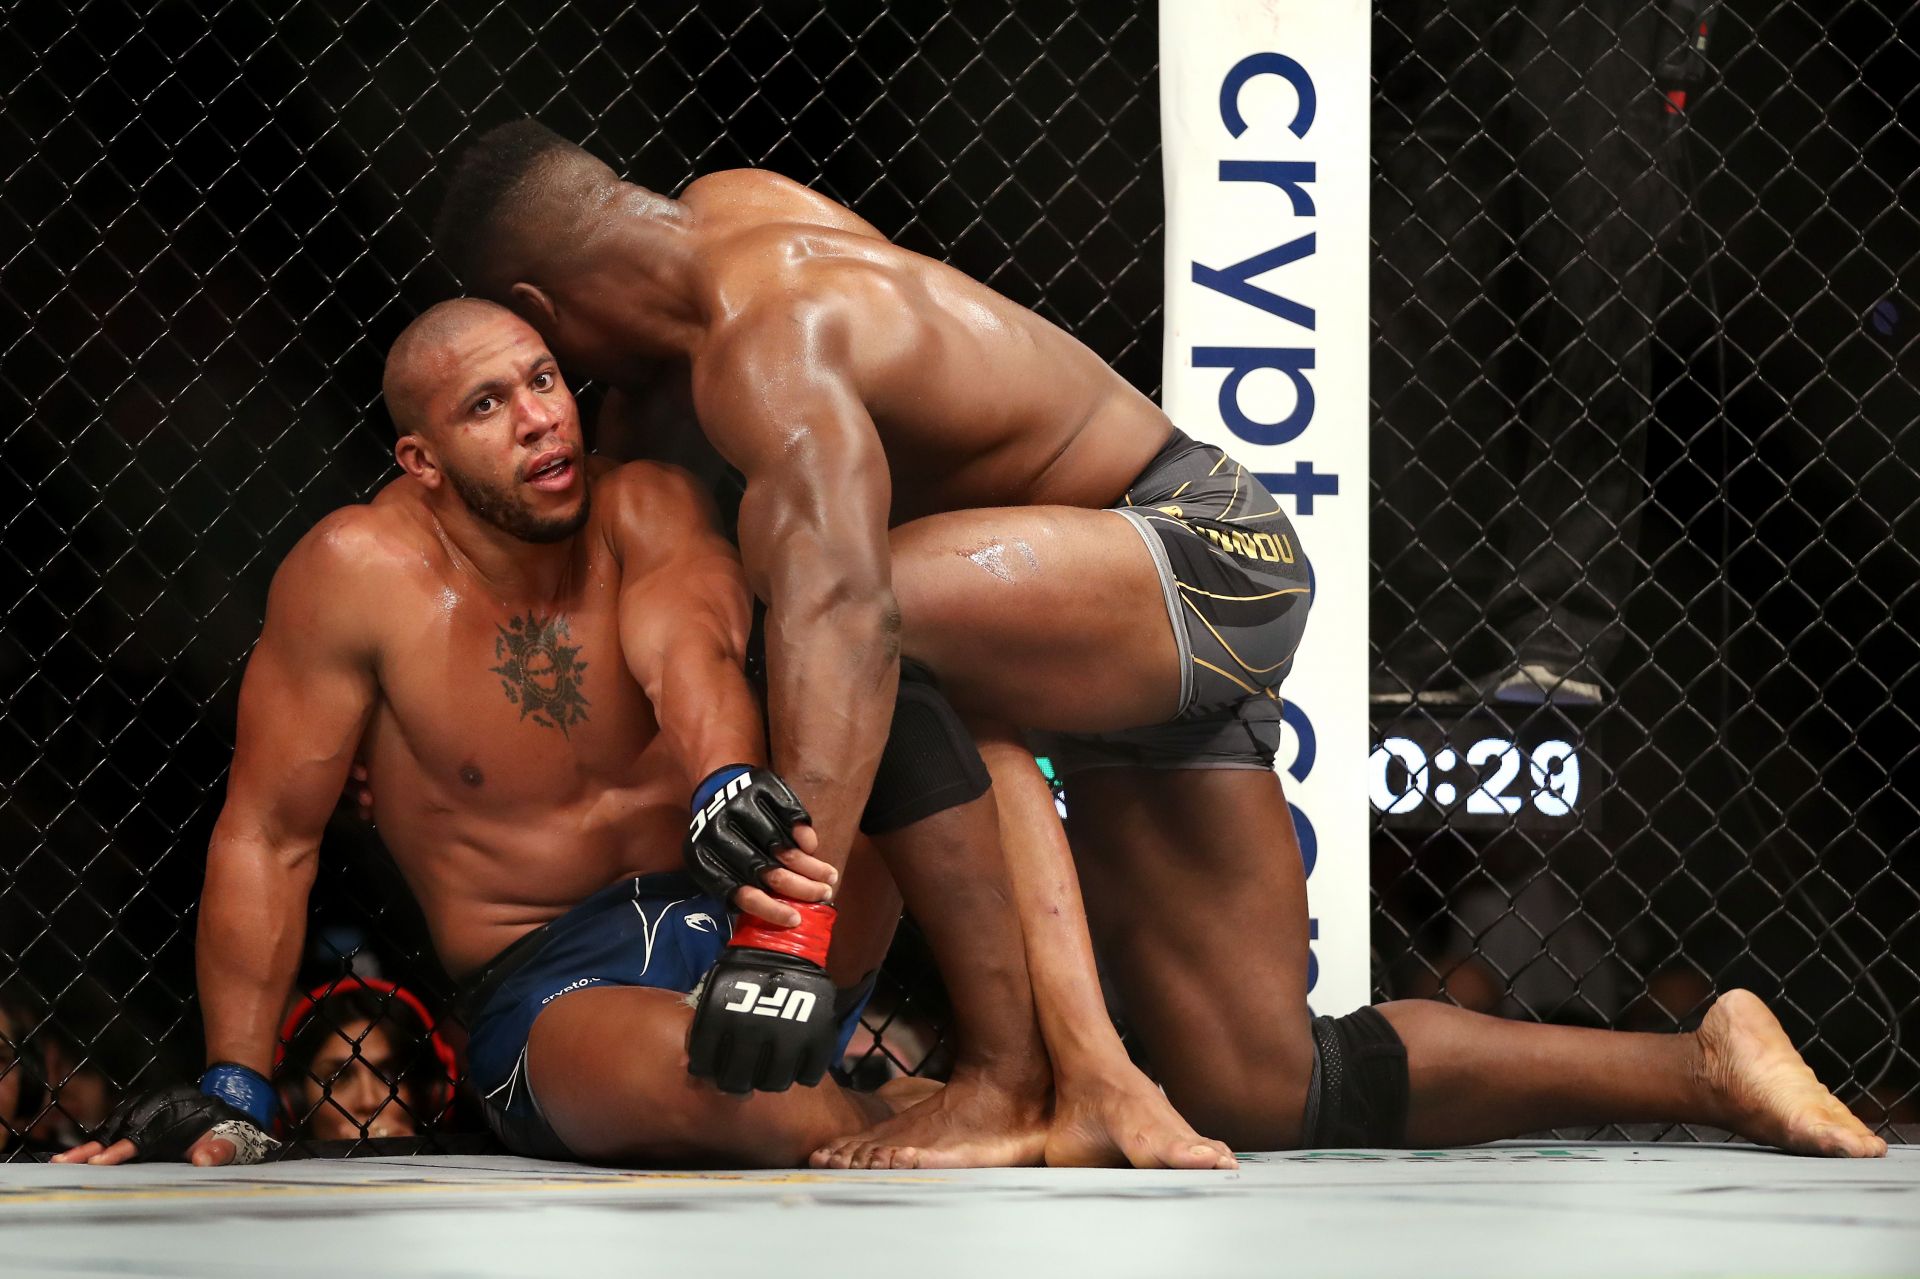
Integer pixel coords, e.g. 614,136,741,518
684,764,811,905
687,900,839,1094
95,1084,279,1164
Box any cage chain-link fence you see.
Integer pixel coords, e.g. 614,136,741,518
1,0,1912,1157
0,0,1162,1155
1368,0,1917,1139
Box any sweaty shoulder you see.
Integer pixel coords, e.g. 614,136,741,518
251,502,432,669
278,501,435,603
592,460,721,559
680,168,886,240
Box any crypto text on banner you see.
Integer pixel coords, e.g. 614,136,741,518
1160,0,1371,1014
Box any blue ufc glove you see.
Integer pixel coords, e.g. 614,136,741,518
684,764,811,906
94,1063,280,1163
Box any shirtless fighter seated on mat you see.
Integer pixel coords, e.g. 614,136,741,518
55,298,1003,1168
432,119,1884,1165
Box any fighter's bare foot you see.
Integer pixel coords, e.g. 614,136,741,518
1696,989,1886,1158
810,1069,1047,1170
1045,1066,1236,1170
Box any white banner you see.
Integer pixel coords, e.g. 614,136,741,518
1160,0,1370,1014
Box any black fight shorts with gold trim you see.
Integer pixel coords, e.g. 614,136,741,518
1044,429,1311,775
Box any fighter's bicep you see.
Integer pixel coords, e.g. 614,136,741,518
220,540,380,847
695,317,893,595
603,465,751,678
618,548,753,697
726,399,892,592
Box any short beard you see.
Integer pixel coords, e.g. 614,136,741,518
444,464,591,544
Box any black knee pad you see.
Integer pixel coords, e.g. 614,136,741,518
859,660,992,835
1300,1006,1410,1148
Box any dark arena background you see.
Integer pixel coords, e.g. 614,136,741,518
0,1,1916,1274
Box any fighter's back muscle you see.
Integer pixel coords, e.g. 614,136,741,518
681,172,1170,517
681,169,887,240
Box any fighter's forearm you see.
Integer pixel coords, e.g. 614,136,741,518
976,735,1135,1077
196,826,318,1075
763,584,900,872
653,637,768,789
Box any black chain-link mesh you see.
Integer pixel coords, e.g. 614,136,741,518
0,0,1161,1157
0,0,1910,1157
1369,0,1917,1141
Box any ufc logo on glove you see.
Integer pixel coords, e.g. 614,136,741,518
723,981,818,1022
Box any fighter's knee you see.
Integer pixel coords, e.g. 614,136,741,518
1296,1007,1411,1150
860,660,992,835
1178,1008,1410,1152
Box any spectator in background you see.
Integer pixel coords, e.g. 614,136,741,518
0,993,45,1155
25,1024,116,1152
1371,0,1686,706
275,979,456,1142
2,987,146,1155
1423,873,1625,1026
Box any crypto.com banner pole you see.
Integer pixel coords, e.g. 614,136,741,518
1160,1,1370,1014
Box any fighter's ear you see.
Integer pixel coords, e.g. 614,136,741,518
394,434,441,489
509,282,557,330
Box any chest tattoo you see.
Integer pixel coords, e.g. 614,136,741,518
489,614,590,736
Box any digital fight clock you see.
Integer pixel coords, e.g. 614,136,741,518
1369,709,1601,830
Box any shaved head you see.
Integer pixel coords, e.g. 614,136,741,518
383,298,530,437
383,297,588,544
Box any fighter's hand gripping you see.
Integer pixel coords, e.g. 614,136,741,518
686,900,840,1094
684,764,836,925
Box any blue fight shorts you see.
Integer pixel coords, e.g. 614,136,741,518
462,872,873,1160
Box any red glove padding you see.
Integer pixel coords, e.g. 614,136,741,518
686,899,839,1094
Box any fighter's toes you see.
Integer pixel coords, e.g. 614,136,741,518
1124,1130,1235,1171
1134,1131,1237,1170
1176,1140,1239,1171
1802,1115,1886,1159
809,1138,863,1170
